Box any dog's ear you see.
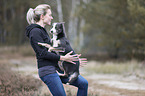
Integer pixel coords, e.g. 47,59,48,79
57,22,67,38
60,23,64,31
61,22,67,37
60,22,65,29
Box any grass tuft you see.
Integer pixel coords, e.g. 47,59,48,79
84,60,145,75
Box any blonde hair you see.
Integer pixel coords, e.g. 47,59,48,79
26,4,51,25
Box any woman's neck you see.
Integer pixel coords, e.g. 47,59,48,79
36,20,46,28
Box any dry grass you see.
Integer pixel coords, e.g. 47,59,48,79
1,46,145,96
82,60,145,96
0,60,41,96
84,60,145,76
87,79,145,96
0,45,35,57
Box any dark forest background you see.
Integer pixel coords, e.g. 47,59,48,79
0,0,145,60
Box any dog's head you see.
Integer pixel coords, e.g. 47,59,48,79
50,22,65,35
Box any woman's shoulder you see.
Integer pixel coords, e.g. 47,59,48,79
30,27,49,39
30,27,43,35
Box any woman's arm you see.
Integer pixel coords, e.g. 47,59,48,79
30,28,79,64
30,28,60,61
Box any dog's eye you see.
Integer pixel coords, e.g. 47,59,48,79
55,26,58,29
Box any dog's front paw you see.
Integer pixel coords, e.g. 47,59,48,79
58,40,61,44
38,42,51,48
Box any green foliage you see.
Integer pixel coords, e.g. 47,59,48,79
76,0,145,59
0,0,145,59
0,0,58,46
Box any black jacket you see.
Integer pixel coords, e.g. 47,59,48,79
26,24,60,68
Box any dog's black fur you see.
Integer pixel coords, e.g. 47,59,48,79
50,22,80,84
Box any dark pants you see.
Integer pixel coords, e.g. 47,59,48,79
40,73,88,96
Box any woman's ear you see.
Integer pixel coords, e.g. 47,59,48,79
40,14,44,20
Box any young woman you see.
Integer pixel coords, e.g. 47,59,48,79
26,4,88,96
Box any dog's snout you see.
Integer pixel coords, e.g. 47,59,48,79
50,29,54,34
50,30,53,33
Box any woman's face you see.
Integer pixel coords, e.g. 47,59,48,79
43,9,53,25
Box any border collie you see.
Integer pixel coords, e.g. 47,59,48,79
38,22,80,85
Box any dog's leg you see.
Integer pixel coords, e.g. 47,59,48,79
56,70,68,77
58,61,64,71
57,61,68,77
38,42,51,48
38,42,52,52
66,72,79,85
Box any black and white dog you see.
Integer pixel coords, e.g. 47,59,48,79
39,22,80,85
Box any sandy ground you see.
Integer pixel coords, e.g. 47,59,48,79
9,56,145,96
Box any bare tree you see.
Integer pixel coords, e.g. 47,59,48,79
56,0,63,22
68,0,80,48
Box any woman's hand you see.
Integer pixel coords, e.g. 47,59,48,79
77,54,88,67
79,58,88,67
60,51,79,64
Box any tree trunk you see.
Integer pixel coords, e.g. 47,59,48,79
56,0,63,22
77,0,88,51
10,0,16,20
3,0,7,23
78,19,85,51
19,5,25,45
68,0,80,48
3,0,7,44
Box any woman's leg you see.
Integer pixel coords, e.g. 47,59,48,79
40,73,66,96
60,75,88,96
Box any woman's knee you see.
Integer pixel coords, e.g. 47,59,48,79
82,79,88,88
78,77,88,89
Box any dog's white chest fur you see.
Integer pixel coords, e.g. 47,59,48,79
52,34,60,47
50,23,61,47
